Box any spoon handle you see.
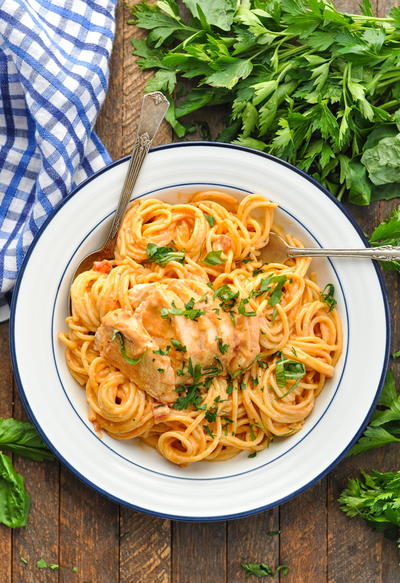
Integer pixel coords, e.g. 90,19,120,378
289,245,400,262
106,91,169,243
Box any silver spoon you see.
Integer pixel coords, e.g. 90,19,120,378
71,91,169,281
260,232,400,264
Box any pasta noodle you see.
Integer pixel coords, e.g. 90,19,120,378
59,191,342,465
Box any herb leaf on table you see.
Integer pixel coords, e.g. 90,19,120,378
339,470,400,546
0,418,54,462
369,205,400,272
348,371,400,456
0,452,30,528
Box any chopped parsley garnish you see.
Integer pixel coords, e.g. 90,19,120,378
241,563,274,577
172,386,202,410
271,307,277,324
252,376,259,386
275,358,306,388
291,347,298,357
392,349,400,358
204,425,215,438
253,267,264,276
203,357,224,378
321,283,337,311
37,559,48,569
267,530,281,536
203,213,215,227
268,275,288,306
112,331,144,365
248,452,257,458
249,424,256,440
161,298,205,321
258,359,269,370
217,338,229,354
213,285,239,311
205,407,218,423
203,250,225,265
176,361,186,376
188,357,202,384
20,557,28,565
171,339,187,352
157,368,165,373
238,298,257,317
227,384,234,394
240,382,246,390
153,346,170,355
146,242,185,266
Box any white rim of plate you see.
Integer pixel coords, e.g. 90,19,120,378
10,142,391,521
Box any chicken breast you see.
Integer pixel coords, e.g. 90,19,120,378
95,280,261,404
94,309,176,403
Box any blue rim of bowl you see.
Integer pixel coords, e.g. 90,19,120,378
9,141,391,522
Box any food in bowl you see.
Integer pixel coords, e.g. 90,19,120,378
59,190,342,465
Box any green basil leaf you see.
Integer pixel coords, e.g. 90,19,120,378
0,418,54,462
0,452,30,528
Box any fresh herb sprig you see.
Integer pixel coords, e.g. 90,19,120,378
131,0,400,205
339,470,400,548
369,204,400,272
321,283,336,311
241,561,289,577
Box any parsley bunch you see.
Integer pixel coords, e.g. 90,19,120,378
339,471,400,546
130,0,400,205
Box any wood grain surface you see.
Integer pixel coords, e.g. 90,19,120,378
1,0,399,581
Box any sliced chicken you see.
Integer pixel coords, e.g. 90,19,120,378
95,309,176,403
95,280,261,404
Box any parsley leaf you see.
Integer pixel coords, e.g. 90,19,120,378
275,358,306,389
268,275,287,307
238,298,257,317
240,562,274,577
112,331,144,365
213,285,239,311
171,339,187,352
203,250,225,265
161,299,205,321
217,338,229,354
204,213,215,227
339,470,400,545
146,242,185,266
321,283,337,311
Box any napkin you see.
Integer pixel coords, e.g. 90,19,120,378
0,0,116,321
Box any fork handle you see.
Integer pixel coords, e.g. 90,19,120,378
288,245,400,262
106,91,169,244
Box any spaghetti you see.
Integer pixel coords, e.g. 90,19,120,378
59,191,342,465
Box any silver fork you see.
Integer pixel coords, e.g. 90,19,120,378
260,232,400,264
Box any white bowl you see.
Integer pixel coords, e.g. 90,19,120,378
10,142,390,521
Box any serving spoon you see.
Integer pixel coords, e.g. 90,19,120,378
260,232,400,264
71,91,169,281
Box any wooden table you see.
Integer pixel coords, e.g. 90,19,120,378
1,1,399,581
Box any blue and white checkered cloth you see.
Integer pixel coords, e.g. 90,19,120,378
0,0,116,321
